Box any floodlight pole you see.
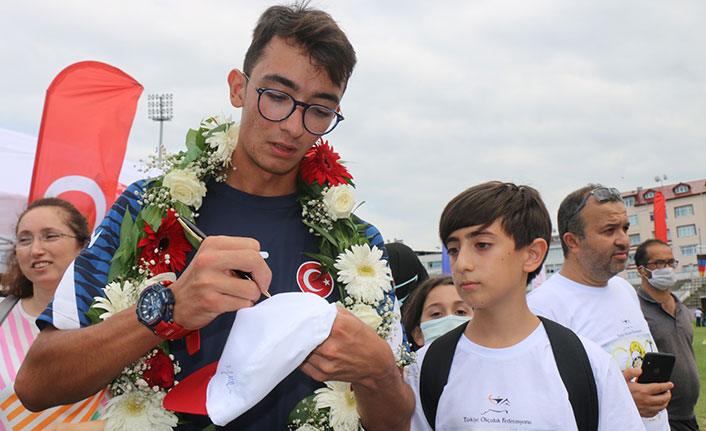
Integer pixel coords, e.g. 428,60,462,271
147,93,173,164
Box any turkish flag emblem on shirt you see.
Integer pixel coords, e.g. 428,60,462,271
297,261,334,298
28,61,143,231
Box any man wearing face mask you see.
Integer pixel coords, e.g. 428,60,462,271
635,239,701,431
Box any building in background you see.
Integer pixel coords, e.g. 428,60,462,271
619,179,706,286
417,250,443,275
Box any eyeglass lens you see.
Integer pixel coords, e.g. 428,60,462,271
16,232,72,248
258,89,339,135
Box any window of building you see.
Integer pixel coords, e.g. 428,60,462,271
682,264,696,273
628,253,635,264
644,191,655,200
628,271,639,279
628,214,638,226
674,205,694,218
650,230,671,241
650,211,668,221
623,196,635,207
674,184,690,194
677,224,696,238
629,234,641,245
680,245,698,256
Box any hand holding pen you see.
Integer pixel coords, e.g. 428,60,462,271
176,214,271,298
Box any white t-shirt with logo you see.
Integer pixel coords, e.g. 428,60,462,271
527,273,668,431
405,322,644,431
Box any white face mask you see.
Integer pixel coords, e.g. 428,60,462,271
420,315,471,345
644,267,677,291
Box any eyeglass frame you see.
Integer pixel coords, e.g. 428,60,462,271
15,232,78,249
642,259,679,270
568,187,625,224
242,73,344,136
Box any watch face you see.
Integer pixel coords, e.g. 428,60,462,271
138,289,163,325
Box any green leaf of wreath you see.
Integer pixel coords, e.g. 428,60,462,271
303,220,338,247
141,203,164,232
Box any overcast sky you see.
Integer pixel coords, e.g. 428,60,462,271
1,0,704,250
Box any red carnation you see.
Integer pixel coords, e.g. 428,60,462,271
137,208,193,274
143,349,175,389
299,138,353,187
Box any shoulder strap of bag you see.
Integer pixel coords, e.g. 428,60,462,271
0,295,20,326
538,316,598,431
419,321,468,430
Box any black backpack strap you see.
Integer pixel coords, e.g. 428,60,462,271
538,316,598,431
419,321,468,430
0,295,20,326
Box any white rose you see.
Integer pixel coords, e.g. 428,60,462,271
349,303,383,330
323,185,355,220
163,169,207,209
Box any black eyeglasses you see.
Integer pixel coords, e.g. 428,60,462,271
570,187,624,221
644,259,679,269
243,73,344,136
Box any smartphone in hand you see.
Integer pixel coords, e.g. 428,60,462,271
636,352,675,384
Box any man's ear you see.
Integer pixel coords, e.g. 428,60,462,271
524,238,549,274
227,69,246,108
637,266,649,278
562,231,581,254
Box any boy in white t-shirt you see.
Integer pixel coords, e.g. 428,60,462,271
405,182,644,431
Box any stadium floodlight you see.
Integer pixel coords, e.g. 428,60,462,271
147,93,173,163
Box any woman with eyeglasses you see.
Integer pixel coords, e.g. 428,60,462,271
0,198,105,430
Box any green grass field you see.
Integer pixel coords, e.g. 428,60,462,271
693,326,706,427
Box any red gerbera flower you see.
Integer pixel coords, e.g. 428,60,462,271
137,208,193,274
299,138,353,187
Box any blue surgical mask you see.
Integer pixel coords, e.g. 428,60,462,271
420,315,471,345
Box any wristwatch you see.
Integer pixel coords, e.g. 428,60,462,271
136,281,192,340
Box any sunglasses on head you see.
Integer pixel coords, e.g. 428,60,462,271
570,187,624,220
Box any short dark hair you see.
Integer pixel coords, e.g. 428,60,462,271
557,183,623,257
1,198,89,298
244,2,357,88
401,276,453,351
439,181,551,284
634,239,670,268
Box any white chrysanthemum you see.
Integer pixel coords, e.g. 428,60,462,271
295,425,321,431
103,390,177,431
349,303,382,330
93,280,139,320
206,123,239,166
200,114,232,131
334,244,392,303
314,381,359,431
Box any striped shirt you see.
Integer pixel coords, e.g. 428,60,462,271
0,297,105,430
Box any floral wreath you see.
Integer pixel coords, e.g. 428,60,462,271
86,115,413,431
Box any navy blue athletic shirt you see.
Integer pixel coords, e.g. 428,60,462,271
40,179,389,430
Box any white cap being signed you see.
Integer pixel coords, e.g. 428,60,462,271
163,292,338,426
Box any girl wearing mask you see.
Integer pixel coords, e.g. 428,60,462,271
401,276,472,351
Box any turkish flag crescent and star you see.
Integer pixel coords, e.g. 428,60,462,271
653,190,667,242
28,61,143,231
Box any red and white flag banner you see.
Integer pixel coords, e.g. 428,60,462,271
28,61,143,231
